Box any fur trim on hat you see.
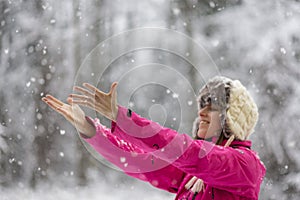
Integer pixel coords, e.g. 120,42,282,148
226,80,259,140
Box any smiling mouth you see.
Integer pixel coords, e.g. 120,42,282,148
199,120,210,125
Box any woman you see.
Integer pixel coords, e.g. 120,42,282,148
42,76,266,199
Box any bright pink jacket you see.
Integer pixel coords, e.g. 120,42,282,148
83,106,266,200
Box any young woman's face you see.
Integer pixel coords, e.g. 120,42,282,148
197,105,222,139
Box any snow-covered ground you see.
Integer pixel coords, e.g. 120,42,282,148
1,179,174,200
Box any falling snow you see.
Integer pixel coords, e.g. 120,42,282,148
1,1,300,200
187,101,193,106
60,130,66,135
172,93,179,98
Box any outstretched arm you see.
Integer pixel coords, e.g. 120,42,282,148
42,94,183,193
83,118,184,193
69,83,177,150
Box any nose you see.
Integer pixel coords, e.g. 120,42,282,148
198,107,208,117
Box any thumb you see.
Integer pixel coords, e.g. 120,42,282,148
110,82,118,93
111,82,118,101
111,82,118,120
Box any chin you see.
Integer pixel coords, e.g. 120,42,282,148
197,131,207,139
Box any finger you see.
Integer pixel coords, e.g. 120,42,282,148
185,176,198,190
56,107,72,121
69,94,91,101
44,100,61,111
73,86,95,97
201,181,205,192
67,97,90,109
45,94,64,106
69,95,95,105
43,97,63,109
109,82,118,95
43,97,73,121
193,179,202,193
71,99,95,108
42,97,48,102
197,179,205,192
111,82,118,110
83,83,106,95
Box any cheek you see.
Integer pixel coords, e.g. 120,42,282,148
209,114,222,131
208,121,221,131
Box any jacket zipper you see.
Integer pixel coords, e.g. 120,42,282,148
211,188,214,199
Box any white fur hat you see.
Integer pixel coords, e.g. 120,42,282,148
196,76,259,140
226,79,259,140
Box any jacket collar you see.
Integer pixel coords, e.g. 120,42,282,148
221,139,252,149
202,136,252,149
200,137,252,149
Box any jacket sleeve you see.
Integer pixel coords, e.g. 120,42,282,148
113,106,265,198
111,106,177,152
81,116,184,193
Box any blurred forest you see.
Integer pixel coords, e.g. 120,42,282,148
1,0,300,199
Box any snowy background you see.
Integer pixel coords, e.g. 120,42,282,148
1,0,300,199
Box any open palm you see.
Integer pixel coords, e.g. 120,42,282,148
69,82,118,122
42,95,95,136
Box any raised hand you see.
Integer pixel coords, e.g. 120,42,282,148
42,95,96,137
69,82,118,122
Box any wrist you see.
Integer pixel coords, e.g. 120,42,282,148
80,117,96,138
